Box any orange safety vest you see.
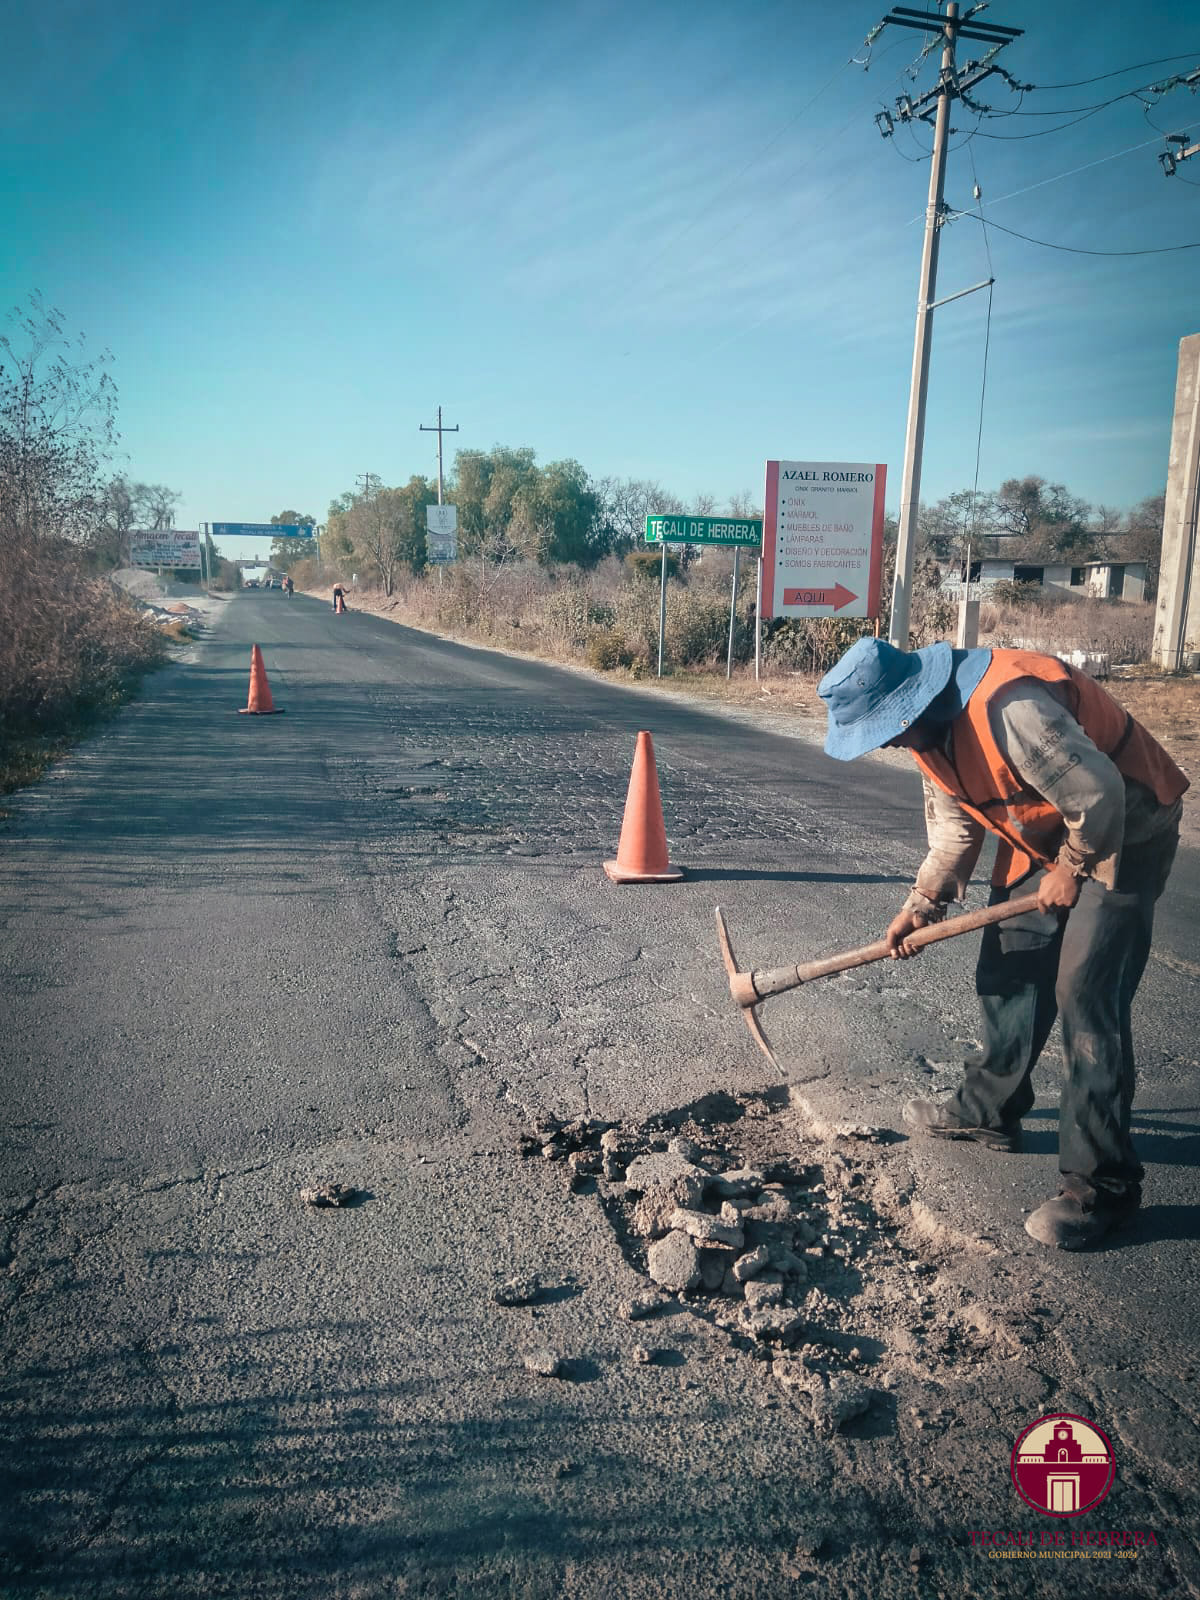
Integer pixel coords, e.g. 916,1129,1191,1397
912,650,1189,887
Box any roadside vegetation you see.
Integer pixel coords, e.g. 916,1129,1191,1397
0,297,179,797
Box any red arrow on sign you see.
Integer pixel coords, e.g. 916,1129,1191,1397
782,583,858,612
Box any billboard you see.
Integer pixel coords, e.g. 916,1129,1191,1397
426,503,458,563
761,461,886,618
130,530,202,569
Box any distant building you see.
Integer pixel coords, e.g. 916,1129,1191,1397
941,558,1148,603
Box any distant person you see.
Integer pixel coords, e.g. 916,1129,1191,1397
283,575,293,597
332,583,348,613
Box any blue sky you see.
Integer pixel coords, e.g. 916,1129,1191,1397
6,0,1199,562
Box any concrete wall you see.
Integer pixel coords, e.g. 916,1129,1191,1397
1154,333,1200,668
1042,564,1075,595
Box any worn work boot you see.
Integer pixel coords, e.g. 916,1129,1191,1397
902,1097,1022,1153
1024,1188,1141,1250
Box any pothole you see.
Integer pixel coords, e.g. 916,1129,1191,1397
521,1086,1053,1430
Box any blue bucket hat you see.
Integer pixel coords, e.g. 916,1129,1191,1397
818,637,953,761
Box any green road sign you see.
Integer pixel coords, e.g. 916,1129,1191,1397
645,514,762,547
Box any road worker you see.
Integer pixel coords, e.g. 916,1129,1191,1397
332,583,348,613
818,637,1187,1250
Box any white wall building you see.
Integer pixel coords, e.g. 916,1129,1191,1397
942,559,1148,603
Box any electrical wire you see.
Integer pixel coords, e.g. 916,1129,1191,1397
965,280,994,557
940,136,1163,219
1031,55,1200,91
956,213,1200,255
970,102,1115,139
966,143,994,279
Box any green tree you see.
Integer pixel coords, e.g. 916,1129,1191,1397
344,478,435,594
515,458,600,566
449,445,541,563
269,508,317,570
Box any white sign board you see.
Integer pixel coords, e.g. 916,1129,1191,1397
761,461,886,619
425,503,458,564
426,504,457,535
130,529,202,569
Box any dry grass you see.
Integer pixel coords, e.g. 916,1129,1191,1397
1106,670,1200,757
979,595,1153,664
0,541,167,794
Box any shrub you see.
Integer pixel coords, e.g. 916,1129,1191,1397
762,616,871,675
625,548,679,583
665,585,730,666
585,627,631,671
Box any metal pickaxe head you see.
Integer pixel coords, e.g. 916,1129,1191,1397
715,905,782,1076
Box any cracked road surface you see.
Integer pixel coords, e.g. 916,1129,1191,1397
2,591,1198,1598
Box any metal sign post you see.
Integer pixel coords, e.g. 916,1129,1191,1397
726,546,741,679
657,542,668,677
646,514,763,681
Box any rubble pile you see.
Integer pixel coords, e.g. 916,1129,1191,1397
518,1093,1058,1440
520,1095,913,1409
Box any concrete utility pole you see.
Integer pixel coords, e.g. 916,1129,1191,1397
876,2,1023,649
419,407,460,505
1153,333,1200,670
355,473,382,500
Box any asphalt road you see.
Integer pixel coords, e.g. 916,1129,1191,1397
2,590,1198,1599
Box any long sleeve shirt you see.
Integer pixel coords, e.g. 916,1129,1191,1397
903,679,1182,917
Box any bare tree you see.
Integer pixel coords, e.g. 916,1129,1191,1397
0,294,117,549
592,477,684,557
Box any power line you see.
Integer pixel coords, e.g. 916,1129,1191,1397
970,63,1199,117
935,135,1163,221
970,102,1113,139
956,213,1200,255
1033,54,1200,91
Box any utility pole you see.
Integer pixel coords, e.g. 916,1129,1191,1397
355,472,382,500
876,3,1023,648
419,406,459,505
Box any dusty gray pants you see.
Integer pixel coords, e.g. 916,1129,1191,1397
948,825,1179,1200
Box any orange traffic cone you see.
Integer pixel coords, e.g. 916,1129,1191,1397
238,644,285,714
604,731,683,883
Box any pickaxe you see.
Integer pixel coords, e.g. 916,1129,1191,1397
716,894,1043,1072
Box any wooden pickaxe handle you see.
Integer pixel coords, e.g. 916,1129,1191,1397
730,892,1044,1007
